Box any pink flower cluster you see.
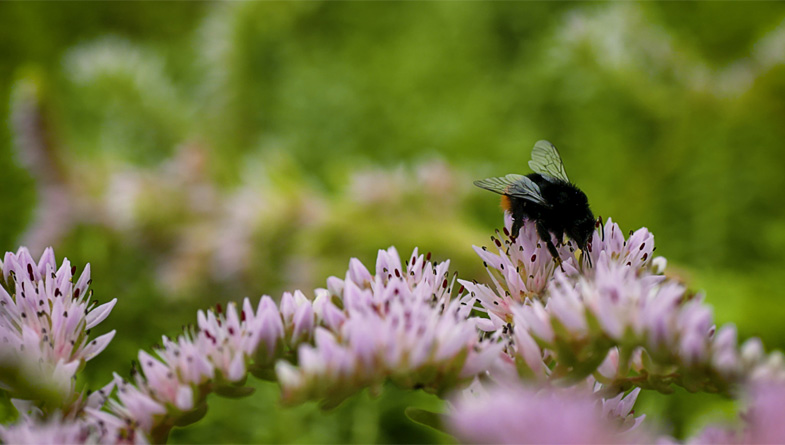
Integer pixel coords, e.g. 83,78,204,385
0,247,501,442
3,214,785,444
0,243,318,443
0,247,116,406
87,292,315,441
447,378,785,444
463,217,779,394
466,214,580,318
276,248,506,407
461,215,656,327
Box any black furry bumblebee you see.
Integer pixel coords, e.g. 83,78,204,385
474,140,595,266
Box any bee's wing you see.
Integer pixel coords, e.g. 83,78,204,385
528,140,570,183
473,174,548,206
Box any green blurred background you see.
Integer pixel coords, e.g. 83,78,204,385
1,2,785,442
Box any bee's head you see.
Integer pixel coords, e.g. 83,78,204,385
569,213,596,252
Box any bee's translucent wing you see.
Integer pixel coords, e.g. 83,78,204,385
473,174,521,195
473,174,548,206
528,140,570,182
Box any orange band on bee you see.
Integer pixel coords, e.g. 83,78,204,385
500,194,511,211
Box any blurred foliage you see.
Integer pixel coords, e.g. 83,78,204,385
2,2,785,442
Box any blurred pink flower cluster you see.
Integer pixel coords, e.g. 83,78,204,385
447,383,645,444
685,380,785,444
447,378,785,445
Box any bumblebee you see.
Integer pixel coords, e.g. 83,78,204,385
474,140,595,266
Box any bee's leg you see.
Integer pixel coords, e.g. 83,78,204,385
549,242,565,273
536,221,564,272
552,229,567,272
553,228,565,248
554,249,565,272
511,217,523,241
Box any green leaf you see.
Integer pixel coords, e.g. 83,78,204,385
404,407,448,435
